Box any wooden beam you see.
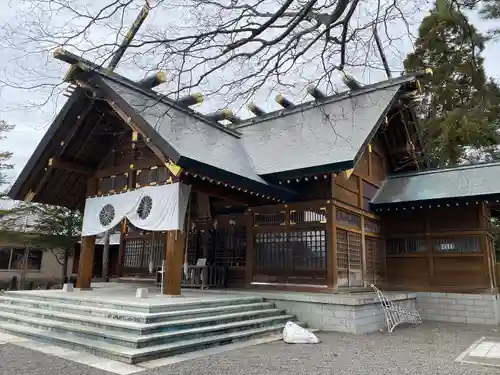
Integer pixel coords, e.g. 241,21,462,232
49,157,94,176
94,156,162,178
117,219,127,277
245,210,255,285
76,235,96,289
187,178,265,206
163,230,186,296
327,204,338,289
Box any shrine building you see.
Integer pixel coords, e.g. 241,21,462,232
8,48,500,330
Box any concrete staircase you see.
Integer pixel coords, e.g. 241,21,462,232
0,291,299,364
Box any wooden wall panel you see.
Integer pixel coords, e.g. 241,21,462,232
382,204,494,292
370,152,386,185
354,152,369,177
333,185,359,207
432,256,487,288
428,206,481,231
335,174,359,193
382,212,426,234
386,257,429,287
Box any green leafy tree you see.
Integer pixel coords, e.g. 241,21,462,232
1,201,83,281
404,0,500,166
30,204,83,281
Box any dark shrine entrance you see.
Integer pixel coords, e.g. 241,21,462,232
120,191,249,287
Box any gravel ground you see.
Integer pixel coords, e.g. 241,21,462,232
2,322,500,375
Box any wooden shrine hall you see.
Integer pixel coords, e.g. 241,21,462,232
8,48,500,302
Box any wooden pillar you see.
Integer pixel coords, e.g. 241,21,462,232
77,176,98,289
117,219,127,277
76,235,96,289
424,213,434,288
163,230,185,296
361,215,367,286
245,209,255,285
327,203,338,289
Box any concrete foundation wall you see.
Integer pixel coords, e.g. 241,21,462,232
265,293,416,334
415,292,500,325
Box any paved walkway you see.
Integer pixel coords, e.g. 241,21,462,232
2,322,500,375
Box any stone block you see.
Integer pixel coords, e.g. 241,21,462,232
474,300,494,307
135,288,148,298
466,317,487,324
62,283,73,292
447,316,465,323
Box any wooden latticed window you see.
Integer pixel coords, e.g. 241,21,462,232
124,236,165,269
136,166,171,187
336,229,363,287
364,218,380,234
114,173,128,191
387,237,426,254
147,236,165,268
288,230,326,269
336,209,361,228
365,236,385,285
98,174,128,194
255,232,287,268
433,236,480,252
289,208,327,225
255,230,326,270
254,212,286,226
124,239,144,268
213,226,247,267
98,177,114,194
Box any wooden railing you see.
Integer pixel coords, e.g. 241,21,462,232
181,265,227,289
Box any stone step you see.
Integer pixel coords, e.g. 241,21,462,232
2,291,264,313
0,309,294,348
0,296,275,323
0,302,287,335
0,320,294,363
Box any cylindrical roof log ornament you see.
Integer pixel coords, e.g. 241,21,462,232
137,71,166,89
108,3,150,70
275,94,295,108
341,71,363,90
247,102,266,117
205,109,234,122
306,86,326,100
176,93,204,107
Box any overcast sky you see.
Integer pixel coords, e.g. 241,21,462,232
0,1,499,188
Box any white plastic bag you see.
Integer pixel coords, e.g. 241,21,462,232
282,321,320,344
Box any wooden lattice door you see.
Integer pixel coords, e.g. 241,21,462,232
336,229,363,287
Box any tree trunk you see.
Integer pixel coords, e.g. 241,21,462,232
61,248,69,282
18,247,29,290
102,231,110,280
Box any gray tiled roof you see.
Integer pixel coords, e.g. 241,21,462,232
371,162,500,205
238,84,402,176
101,77,272,186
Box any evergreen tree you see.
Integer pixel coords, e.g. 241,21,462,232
480,0,500,39
404,0,500,166
0,120,14,190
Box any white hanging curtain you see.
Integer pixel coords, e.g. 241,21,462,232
81,183,191,236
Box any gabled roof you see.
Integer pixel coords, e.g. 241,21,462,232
98,75,289,198
237,79,409,178
371,161,500,207
8,49,427,207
